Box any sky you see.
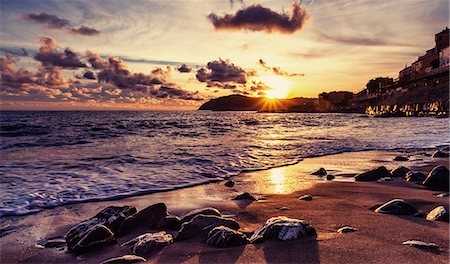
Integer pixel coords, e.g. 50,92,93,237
0,0,448,110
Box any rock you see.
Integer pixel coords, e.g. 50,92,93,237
402,240,439,249
355,166,391,181
232,192,257,201
436,192,449,197
37,236,66,249
299,195,313,201
180,207,221,223
391,166,410,177
66,224,115,254
65,206,136,253
337,226,358,233
377,177,393,182
374,199,419,216
441,146,450,152
422,165,449,191
312,168,327,176
118,203,167,235
250,216,316,243
405,171,426,182
175,215,240,241
100,255,147,264
157,216,182,230
393,156,409,161
224,180,235,187
278,207,290,211
122,232,173,255
326,175,335,180
426,206,449,222
432,150,449,158
206,226,249,248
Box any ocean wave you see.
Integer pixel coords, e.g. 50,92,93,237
0,111,448,217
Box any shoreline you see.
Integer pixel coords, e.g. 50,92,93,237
0,149,449,263
2,146,446,218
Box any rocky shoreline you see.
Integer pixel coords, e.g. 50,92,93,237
0,148,449,263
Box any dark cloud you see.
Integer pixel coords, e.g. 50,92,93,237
1,54,68,93
22,12,100,36
85,51,109,69
83,70,96,80
0,47,29,57
70,26,101,36
22,12,71,29
196,59,250,86
258,59,304,77
34,37,86,68
177,64,192,73
208,2,309,34
1,38,203,104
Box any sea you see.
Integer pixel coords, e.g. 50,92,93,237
0,111,448,217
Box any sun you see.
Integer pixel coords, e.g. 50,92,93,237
260,75,292,99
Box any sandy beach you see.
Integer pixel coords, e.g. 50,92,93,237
0,149,448,264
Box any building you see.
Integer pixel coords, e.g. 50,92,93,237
399,65,413,82
366,77,394,95
398,27,449,81
435,27,449,53
440,46,449,68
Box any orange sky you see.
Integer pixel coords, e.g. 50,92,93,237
1,0,448,110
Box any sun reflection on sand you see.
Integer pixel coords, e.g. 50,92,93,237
269,167,288,194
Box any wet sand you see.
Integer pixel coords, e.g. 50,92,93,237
0,149,448,264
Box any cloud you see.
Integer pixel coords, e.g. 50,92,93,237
82,70,96,80
22,12,71,29
1,37,203,104
196,59,252,86
70,26,101,36
258,59,304,77
320,33,387,46
0,47,29,57
208,2,309,34
22,12,100,36
177,64,192,73
34,37,86,68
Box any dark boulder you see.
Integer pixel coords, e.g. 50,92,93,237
393,156,409,161
36,236,66,249
175,215,240,241
118,203,167,235
405,171,426,182
312,168,327,176
122,232,173,255
374,199,419,216
206,226,249,248
157,216,182,230
422,166,449,191
326,175,335,180
426,206,449,222
66,224,115,254
249,216,316,243
391,166,410,177
65,206,136,253
232,192,257,201
100,255,146,264
224,180,235,187
432,150,449,158
180,207,221,223
355,166,391,181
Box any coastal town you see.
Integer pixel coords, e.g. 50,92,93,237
200,28,450,117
